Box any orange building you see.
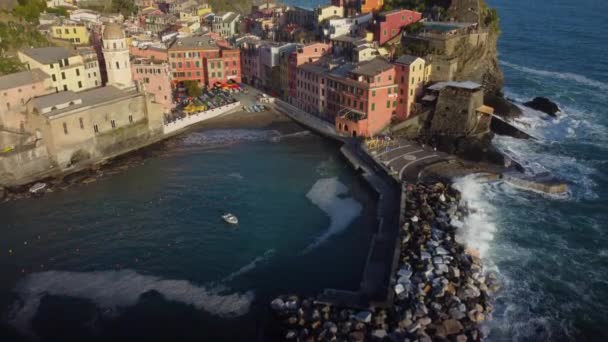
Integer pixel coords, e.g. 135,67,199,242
361,0,384,14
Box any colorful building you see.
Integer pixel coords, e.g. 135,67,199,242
394,55,426,120
212,12,241,38
51,22,90,45
373,9,422,45
315,5,344,24
288,42,332,100
18,46,101,93
131,58,174,112
0,69,54,131
168,34,242,87
361,0,384,14
295,56,398,137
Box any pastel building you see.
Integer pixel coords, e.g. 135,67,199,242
315,5,344,24
296,57,398,137
288,42,332,100
372,9,422,45
394,55,426,120
50,22,90,45
332,58,397,136
168,34,242,87
361,0,384,14
212,12,241,38
18,46,101,93
131,58,174,112
0,69,54,131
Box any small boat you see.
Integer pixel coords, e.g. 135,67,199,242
29,182,47,194
222,213,238,225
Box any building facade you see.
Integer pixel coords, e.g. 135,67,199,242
18,47,101,93
0,70,54,131
131,58,174,112
168,34,242,87
373,9,422,45
50,22,90,45
394,55,426,120
212,12,241,38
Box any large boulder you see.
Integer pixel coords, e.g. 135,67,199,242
524,97,560,116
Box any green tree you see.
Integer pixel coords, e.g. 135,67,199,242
183,80,201,97
0,56,26,76
12,0,46,22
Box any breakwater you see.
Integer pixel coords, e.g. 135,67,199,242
269,181,499,341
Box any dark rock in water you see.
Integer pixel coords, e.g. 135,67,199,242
524,97,560,116
491,116,534,140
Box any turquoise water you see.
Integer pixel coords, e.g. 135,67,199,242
0,130,377,340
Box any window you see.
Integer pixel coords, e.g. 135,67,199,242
411,77,414,85
371,103,375,111
95,80,98,86
410,89,414,96
170,53,175,58
211,72,215,77
78,81,82,88
79,117,84,129
218,72,221,77
388,75,392,81
50,63,54,69
186,61,191,68
383,29,387,36
63,122,68,134
388,88,392,94
116,61,120,70
393,101,397,108
233,61,236,66
94,124,99,133
61,72,66,80
195,61,200,68
63,85,68,91
387,101,390,108
172,62,176,68
372,90,376,97
178,62,182,68
111,120,116,129
113,42,116,49
129,115,133,123
64,28,69,34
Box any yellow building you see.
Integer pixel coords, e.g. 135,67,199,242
197,4,212,16
51,23,90,45
315,5,344,24
395,55,426,119
18,47,101,93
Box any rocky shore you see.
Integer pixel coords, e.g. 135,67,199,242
269,182,499,341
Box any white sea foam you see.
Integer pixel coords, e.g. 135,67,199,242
501,61,608,91
8,269,254,336
222,249,275,282
303,177,362,252
452,176,498,259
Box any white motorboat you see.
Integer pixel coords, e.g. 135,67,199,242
222,213,238,225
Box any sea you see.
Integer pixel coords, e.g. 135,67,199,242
1,0,607,341
0,130,378,340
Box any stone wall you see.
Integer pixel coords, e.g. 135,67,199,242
431,87,484,136
0,145,55,186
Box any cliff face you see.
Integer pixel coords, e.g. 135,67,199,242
445,0,504,96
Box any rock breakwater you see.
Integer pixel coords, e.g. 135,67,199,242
269,182,499,341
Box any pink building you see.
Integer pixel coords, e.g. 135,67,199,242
332,58,397,136
0,69,54,130
129,45,169,62
373,9,422,45
295,56,398,137
288,42,332,100
131,58,174,112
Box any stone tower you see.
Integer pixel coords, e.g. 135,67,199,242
102,23,133,89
